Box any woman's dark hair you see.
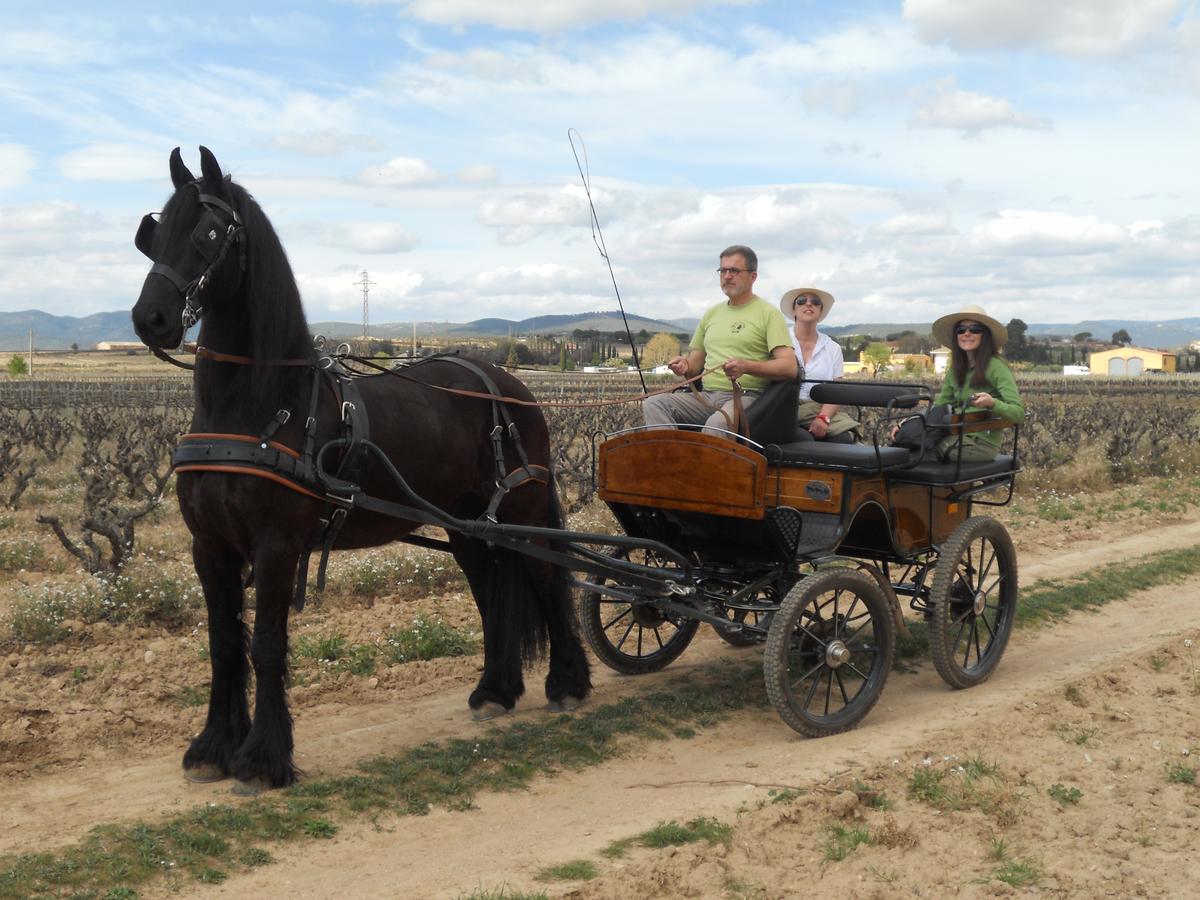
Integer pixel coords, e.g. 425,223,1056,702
950,323,1001,389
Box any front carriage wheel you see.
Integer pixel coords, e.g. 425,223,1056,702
578,549,700,675
929,516,1018,689
763,569,894,738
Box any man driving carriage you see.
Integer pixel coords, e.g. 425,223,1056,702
643,245,797,436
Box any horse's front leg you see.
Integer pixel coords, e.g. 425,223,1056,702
183,538,250,782
228,546,300,793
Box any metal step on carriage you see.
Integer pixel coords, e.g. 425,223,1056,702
573,376,1023,737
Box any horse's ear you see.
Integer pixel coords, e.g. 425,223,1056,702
198,146,224,193
169,147,195,188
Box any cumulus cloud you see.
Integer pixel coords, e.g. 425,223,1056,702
358,156,441,187
476,186,593,244
903,0,1182,58
968,210,1126,255
60,144,164,182
272,131,382,157
395,0,757,32
0,145,36,190
911,77,1051,136
456,164,499,185
0,202,108,255
319,222,419,254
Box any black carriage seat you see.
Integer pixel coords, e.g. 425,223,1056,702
743,373,803,447
756,380,927,473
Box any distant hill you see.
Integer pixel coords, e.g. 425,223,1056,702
3,308,1198,351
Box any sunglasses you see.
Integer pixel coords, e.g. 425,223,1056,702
955,324,986,336
794,296,823,308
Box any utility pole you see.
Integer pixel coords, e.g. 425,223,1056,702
27,330,33,376
352,270,376,342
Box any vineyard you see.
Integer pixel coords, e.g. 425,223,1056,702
1,370,1199,897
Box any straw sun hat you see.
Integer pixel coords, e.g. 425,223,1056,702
931,305,1007,350
779,287,834,323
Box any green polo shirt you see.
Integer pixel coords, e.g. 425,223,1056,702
690,295,791,392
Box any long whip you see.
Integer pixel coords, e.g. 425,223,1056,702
568,128,647,393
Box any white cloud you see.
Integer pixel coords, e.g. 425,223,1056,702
59,144,164,182
903,0,1182,58
456,164,499,185
319,223,420,254
0,145,35,189
873,212,955,236
968,210,1126,255
911,77,1052,136
358,156,441,187
0,27,108,66
0,202,108,255
271,131,382,157
473,263,586,292
396,0,758,32
476,186,593,243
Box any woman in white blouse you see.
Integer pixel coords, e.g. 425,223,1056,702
779,287,859,442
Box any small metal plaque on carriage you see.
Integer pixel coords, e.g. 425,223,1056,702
804,480,833,502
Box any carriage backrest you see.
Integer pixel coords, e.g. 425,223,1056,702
744,375,802,446
808,381,928,409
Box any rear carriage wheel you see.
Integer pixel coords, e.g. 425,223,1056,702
763,569,894,737
710,581,789,647
929,516,1018,689
578,549,700,675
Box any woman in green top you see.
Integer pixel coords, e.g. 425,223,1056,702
930,305,1024,462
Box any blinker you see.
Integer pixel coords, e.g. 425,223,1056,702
135,213,158,258
191,210,226,262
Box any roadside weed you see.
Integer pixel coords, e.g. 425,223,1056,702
1047,783,1082,806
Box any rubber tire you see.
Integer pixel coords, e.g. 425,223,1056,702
578,550,700,675
711,605,769,647
763,568,894,737
929,516,1018,689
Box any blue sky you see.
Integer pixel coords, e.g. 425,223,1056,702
1,0,1198,330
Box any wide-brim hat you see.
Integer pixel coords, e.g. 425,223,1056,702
780,287,834,323
932,305,1007,350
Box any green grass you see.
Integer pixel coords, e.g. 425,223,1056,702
1047,783,1082,806
533,860,597,882
907,756,1016,821
601,816,733,859
456,888,548,900
823,824,872,861
0,664,758,899
383,616,478,664
994,857,1042,887
1165,762,1197,785
1017,545,1200,626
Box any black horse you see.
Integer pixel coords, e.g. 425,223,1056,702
131,146,590,792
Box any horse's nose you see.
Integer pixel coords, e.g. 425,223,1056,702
146,308,165,330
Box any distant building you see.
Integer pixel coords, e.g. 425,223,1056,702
1088,347,1176,375
931,346,951,375
95,341,146,351
1062,365,1090,376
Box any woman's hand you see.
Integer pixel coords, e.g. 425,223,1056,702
808,416,829,439
970,392,995,409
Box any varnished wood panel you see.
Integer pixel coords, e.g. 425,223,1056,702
765,467,844,513
598,431,766,519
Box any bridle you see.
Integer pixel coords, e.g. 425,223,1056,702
135,178,247,336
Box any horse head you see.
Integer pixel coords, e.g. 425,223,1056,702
131,146,246,350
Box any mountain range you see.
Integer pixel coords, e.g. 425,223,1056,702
2,309,1199,352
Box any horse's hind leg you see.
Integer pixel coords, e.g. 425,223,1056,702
183,538,250,782
229,546,300,791
449,534,525,718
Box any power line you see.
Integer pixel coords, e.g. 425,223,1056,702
352,270,376,341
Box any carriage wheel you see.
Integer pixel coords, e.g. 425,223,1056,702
763,569,894,737
578,550,700,675
928,516,1018,689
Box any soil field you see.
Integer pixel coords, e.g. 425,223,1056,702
2,483,1200,898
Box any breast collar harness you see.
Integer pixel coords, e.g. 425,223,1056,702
171,352,547,611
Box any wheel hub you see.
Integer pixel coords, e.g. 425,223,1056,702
825,640,850,668
972,591,987,615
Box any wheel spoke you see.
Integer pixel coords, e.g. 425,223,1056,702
833,668,852,705
614,620,636,651
601,606,632,631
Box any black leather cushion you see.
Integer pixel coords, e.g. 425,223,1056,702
886,455,1017,484
766,442,913,471
745,377,802,446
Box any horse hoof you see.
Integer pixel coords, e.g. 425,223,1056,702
547,696,583,713
183,763,227,784
231,776,270,797
471,701,509,722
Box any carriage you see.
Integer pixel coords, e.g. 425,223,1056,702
572,378,1021,736
131,146,1021,791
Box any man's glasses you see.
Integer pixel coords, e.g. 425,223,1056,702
794,296,823,308
955,324,986,335
717,267,752,276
